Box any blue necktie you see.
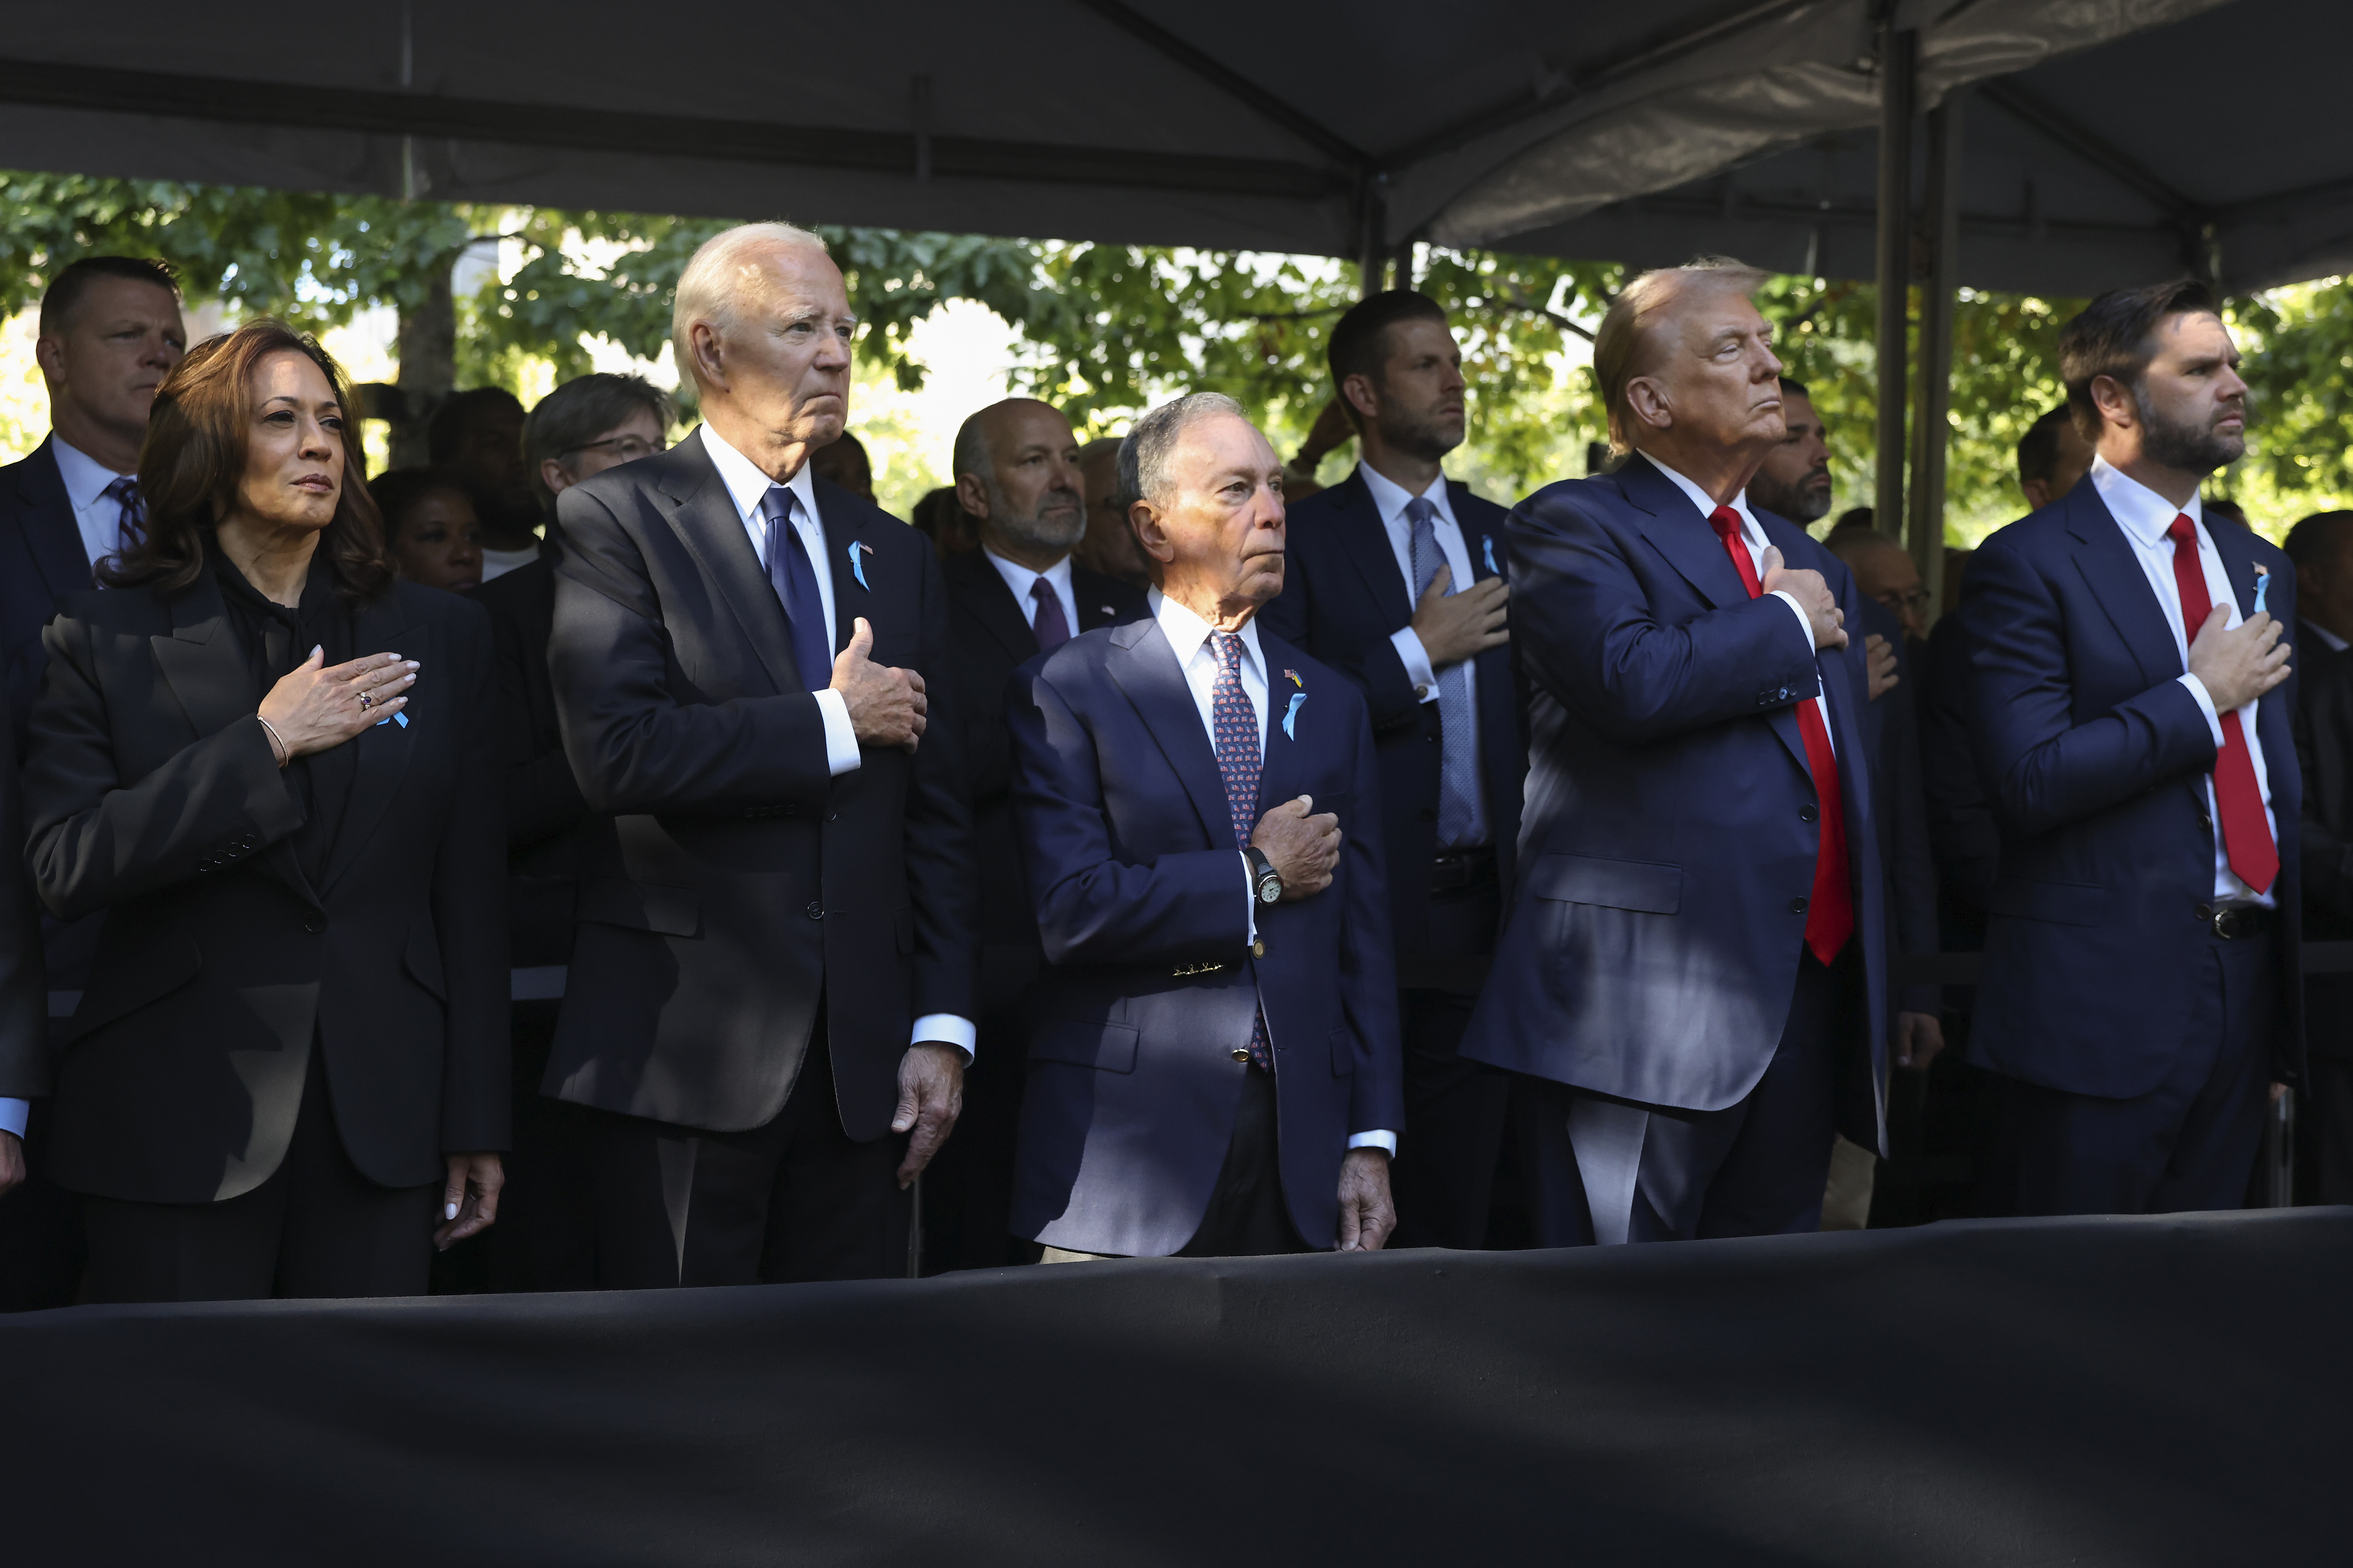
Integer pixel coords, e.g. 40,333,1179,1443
1210,632,1272,1073
100,476,143,576
1029,579,1071,652
1406,496,1485,849
761,486,832,691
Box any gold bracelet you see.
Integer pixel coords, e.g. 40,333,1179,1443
255,714,290,766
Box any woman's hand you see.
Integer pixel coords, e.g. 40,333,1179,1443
257,648,417,763
434,1152,503,1251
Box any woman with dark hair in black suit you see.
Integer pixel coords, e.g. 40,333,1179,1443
22,320,508,1302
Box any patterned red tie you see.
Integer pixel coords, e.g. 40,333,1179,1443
2164,514,2279,894
1708,506,1854,965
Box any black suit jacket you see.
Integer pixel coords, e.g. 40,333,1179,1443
1856,600,1938,1019
1258,471,1525,959
0,438,87,749
22,572,509,1204
0,686,48,1101
2294,629,2353,1059
1919,608,1998,954
545,430,978,1138
941,547,1145,994
473,553,591,968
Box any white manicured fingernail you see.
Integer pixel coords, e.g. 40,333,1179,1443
445,1202,459,1221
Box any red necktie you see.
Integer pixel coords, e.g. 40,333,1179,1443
2164,514,2279,895
1708,506,1854,965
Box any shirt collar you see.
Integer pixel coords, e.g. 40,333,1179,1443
983,547,1073,604
2089,455,2202,548
1638,450,1758,535
50,435,131,509
1356,461,1452,530
700,422,818,526
1149,587,1263,671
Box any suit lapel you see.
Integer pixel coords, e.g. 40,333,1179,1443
1624,458,1750,611
1255,640,1304,819
659,432,797,694
322,598,430,896
949,549,1038,664
1324,474,1414,624
17,439,93,602
2065,486,2186,689
1448,482,1505,586
1106,619,1240,848
1072,567,1138,634
2206,516,2298,791
816,477,871,660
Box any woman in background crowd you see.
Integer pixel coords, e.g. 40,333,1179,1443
20,320,509,1302
372,465,484,592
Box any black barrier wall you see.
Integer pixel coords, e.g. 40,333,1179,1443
5,1211,2348,1565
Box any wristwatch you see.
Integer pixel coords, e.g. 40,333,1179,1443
1243,845,1284,905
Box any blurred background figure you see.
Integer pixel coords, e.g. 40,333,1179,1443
371,467,484,592
428,387,540,580
2287,508,2353,1205
930,398,1146,1271
468,371,673,1289
911,484,974,554
808,430,877,504
1746,375,1834,527
1073,436,1153,587
2016,403,2097,511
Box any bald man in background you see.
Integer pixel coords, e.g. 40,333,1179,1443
932,399,1147,1268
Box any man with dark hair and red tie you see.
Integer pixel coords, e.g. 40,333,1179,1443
1960,280,2300,1215
1462,258,1887,1245
930,398,1145,1268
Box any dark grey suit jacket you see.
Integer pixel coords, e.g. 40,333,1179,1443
545,430,977,1139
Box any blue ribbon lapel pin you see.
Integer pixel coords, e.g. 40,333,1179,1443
2253,564,2270,616
374,711,409,728
1483,536,1501,578
848,540,873,591
1281,669,1307,739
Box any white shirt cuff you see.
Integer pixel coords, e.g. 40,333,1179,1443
1348,1130,1396,1155
1241,852,1259,943
813,688,861,777
2177,673,2227,749
0,1097,27,1138
911,1014,975,1062
1767,588,1818,656
1390,626,1440,700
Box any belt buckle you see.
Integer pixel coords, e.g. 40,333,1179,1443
2199,902,2249,939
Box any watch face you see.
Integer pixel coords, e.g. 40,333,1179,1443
1257,877,1282,904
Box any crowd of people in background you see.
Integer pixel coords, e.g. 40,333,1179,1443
0,228,2337,1304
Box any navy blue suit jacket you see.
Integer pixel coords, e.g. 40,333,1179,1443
1259,471,1525,954
1460,457,1888,1138
1004,614,1402,1256
0,438,87,750
1959,484,2303,1097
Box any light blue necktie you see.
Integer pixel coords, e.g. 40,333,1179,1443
1406,496,1485,848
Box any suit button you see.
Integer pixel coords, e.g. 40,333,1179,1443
304,912,327,934
828,812,838,823
1789,897,1808,915
781,803,796,817
2194,902,2213,921
1230,1048,1251,1063
806,901,823,920
1800,803,1818,823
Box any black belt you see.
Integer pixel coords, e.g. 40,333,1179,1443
1430,845,1495,893
2195,901,2275,940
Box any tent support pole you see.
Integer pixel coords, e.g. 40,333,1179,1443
1908,92,1961,626
1872,25,1916,545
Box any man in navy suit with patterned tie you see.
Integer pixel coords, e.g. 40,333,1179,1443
1260,291,1525,1250
1960,280,2300,1214
1461,258,1887,1245
1006,393,1402,1258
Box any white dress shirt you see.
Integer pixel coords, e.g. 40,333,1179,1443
704,425,975,1057
1151,590,1395,1156
478,544,541,583
51,435,137,572
1357,462,1490,843
983,548,1078,639
1640,452,1835,754
2089,457,2278,907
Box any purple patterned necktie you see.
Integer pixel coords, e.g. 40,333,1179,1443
101,476,143,577
1029,578,1071,652
1209,631,1272,1071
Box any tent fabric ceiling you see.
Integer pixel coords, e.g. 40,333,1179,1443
0,0,2304,293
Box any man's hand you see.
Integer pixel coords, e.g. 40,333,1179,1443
1893,1011,1945,1072
1759,546,1849,652
2188,605,2291,714
1865,632,1899,702
831,617,928,752
1251,794,1341,901
1409,565,1510,670
1335,1148,1395,1251
434,1152,503,1250
893,1042,965,1188
0,1130,23,1199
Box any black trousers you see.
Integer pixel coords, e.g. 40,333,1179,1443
1176,1062,1308,1258
1389,858,1507,1250
82,1048,441,1303
1982,933,2273,1217
2305,1056,2353,1207
918,946,1037,1274
581,1027,911,1288
1520,942,1863,1245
